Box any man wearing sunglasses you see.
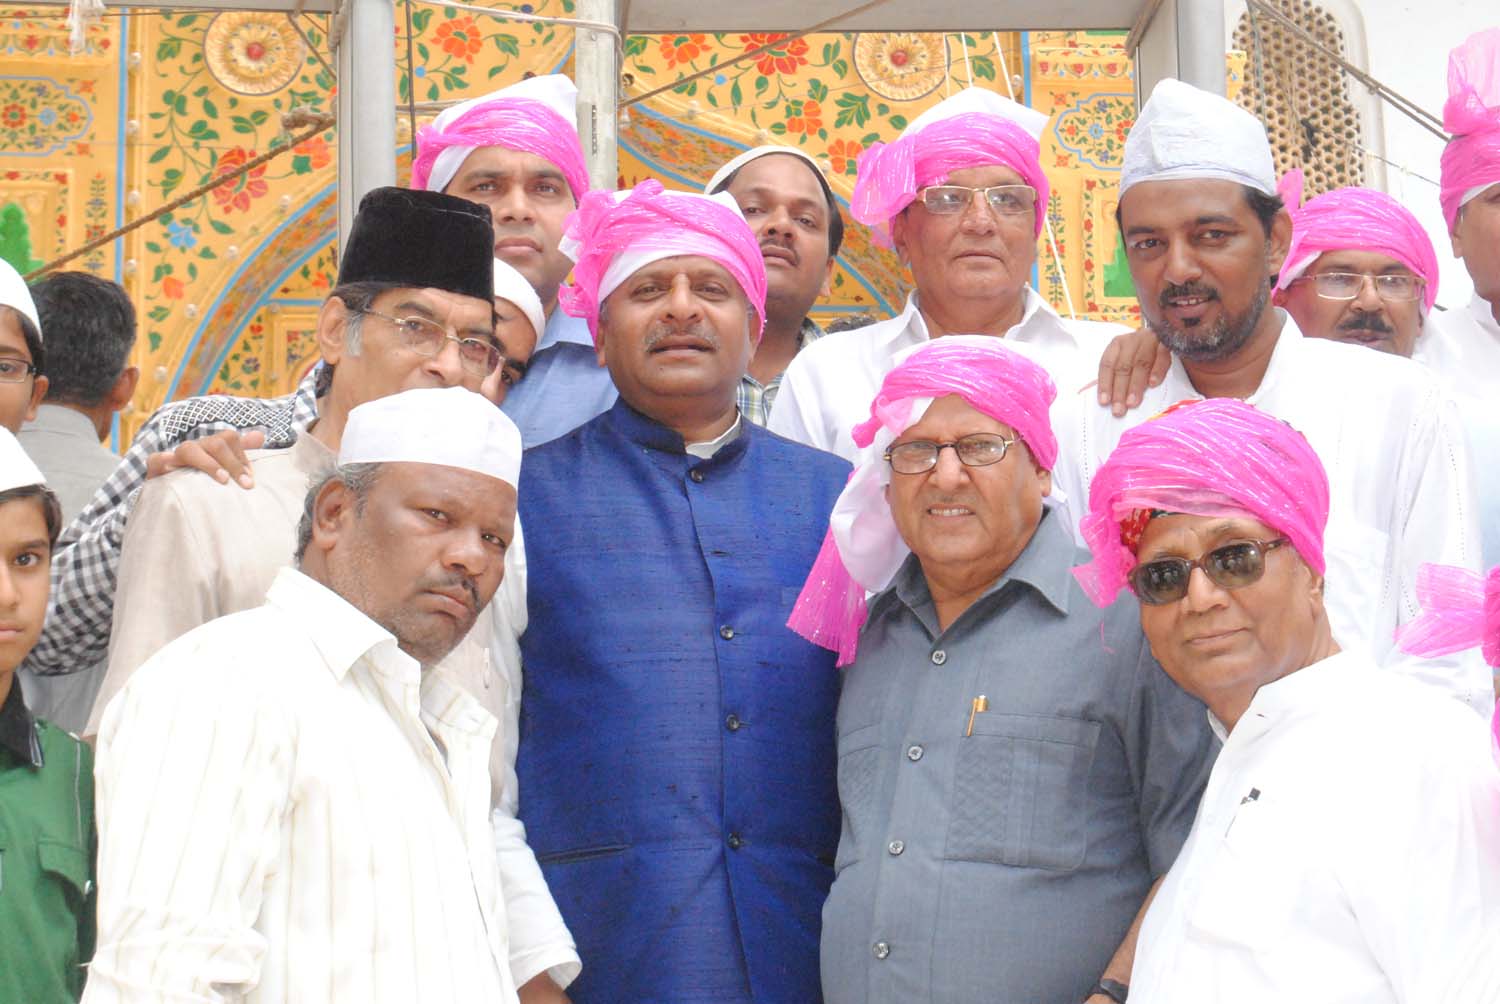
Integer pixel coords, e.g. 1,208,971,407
1054,79,1489,713
1074,397,1500,1004
788,337,1214,1004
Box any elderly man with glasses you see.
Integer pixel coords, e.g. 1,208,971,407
788,337,1214,1004
1074,398,1500,1004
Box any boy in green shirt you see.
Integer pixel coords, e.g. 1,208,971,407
0,424,95,1002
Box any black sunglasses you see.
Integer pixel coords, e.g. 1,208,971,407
1128,538,1289,606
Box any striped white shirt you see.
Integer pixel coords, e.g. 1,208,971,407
84,567,515,1004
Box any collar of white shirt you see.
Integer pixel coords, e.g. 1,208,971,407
879,285,1083,351
1468,292,1500,338
264,565,410,685
1156,308,1309,407
1209,647,1366,742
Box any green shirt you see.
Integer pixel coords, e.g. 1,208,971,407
0,680,96,1003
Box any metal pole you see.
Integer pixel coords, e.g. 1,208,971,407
337,0,398,249
1175,0,1226,96
574,0,619,191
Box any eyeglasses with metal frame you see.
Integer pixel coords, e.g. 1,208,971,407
884,433,1018,475
917,185,1037,218
357,308,504,377
1287,271,1425,303
1128,537,1290,606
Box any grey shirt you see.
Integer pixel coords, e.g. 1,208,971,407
821,508,1216,1004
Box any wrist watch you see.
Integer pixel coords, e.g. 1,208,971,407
1089,978,1129,1003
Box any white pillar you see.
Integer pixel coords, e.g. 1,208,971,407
337,0,398,249
1133,0,1228,102
574,0,619,191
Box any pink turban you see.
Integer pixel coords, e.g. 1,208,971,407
1074,399,1330,607
851,89,1051,245
1397,563,1500,764
412,76,590,202
788,336,1058,665
1440,28,1500,232
1276,171,1440,310
556,179,768,345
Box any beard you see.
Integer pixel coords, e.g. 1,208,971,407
1148,275,1271,363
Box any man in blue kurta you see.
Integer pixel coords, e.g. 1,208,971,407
516,180,849,1003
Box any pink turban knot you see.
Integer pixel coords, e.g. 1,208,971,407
412,96,590,203
1074,398,1330,607
1277,171,1440,310
851,112,1050,245
788,337,1058,666
1439,28,1500,231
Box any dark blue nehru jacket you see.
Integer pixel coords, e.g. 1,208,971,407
517,399,850,1004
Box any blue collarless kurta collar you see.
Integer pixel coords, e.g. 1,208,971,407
604,398,751,466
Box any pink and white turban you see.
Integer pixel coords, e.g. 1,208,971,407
851,87,1051,245
1440,28,1500,232
557,179,768,345
1397,564,1500,761
1276,171,1440,310
787,336,1059,665
1074,398,1330,607
412,74,590,202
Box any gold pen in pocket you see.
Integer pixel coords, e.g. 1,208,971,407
964,695,989,737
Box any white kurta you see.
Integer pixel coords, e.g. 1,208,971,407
1415,293,1500,406
766,287,1126,463
85,568,517,1004
96,432,580,990
1130,649,1500,1004
1052,312,1491,714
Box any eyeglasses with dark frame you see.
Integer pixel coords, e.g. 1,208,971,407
0,356,38,385
884,433,1018,475
1127,538,1290,606
1287,271,1425,303
917,185,1038,218
358,308,503,377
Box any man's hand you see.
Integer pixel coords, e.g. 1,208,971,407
145,428,267,488
1096,328,1171,417
517,973,570,1004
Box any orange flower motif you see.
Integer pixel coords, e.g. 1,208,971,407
294,136,332,170
211,147,270,214
827,138,863,176
1,104,26,129
785,99,822,136
660,33,708,69
434,16,482,63
740,33,809,76
162,276,186,299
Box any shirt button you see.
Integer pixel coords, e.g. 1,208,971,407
930,649,947,666
873,941,890,960
719,625,735,640
906,744,924,762
887,839,905,856
727,832,744,850
725,713,742,732
689,469,705,483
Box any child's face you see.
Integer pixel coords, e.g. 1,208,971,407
0,496,51,675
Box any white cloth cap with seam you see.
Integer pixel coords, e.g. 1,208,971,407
1121,78,1277,198
492,258,545,343
0,258,41,339
902,86,1049,141
704,144,833,197
338,386,522,488
425,73,579,195
0,426,46,493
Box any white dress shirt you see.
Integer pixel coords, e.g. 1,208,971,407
1052,312,1491,713
766,287,1126,462
1131,649,1500,1004
86,568,518,1003
1415,293,1500,407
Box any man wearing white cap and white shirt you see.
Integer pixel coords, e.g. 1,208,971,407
0,258,47,435
415,73,618,447
706,145,842,424
767,87,1130,462
1050,78,1489,711
85,387,528,1002
87,189,580,1001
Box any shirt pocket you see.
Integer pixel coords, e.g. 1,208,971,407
834,722,884,873
1322,521,1391,647
1185,796,1303,951
37,838,91,912
944,714,1101,872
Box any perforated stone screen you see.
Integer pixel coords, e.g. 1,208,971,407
1232,0,1366,198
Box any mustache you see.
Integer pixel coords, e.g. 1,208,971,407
760,236,798,264
1338,311,1394,334
416,570,480,613
642,322,721,352
1159,282,1219,307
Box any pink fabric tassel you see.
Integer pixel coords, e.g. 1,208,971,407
787,526,868,668
1395,564,1500,668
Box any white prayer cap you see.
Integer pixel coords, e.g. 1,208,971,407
0,427,45,493
1120,78,1277,198
704,144,835,200
493,258,545,343
419,74,582,196
339,387,522,488
0,258,41,340
903,86,1049,142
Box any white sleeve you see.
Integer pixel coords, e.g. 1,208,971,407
766,350,833,452
489,518,581,990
